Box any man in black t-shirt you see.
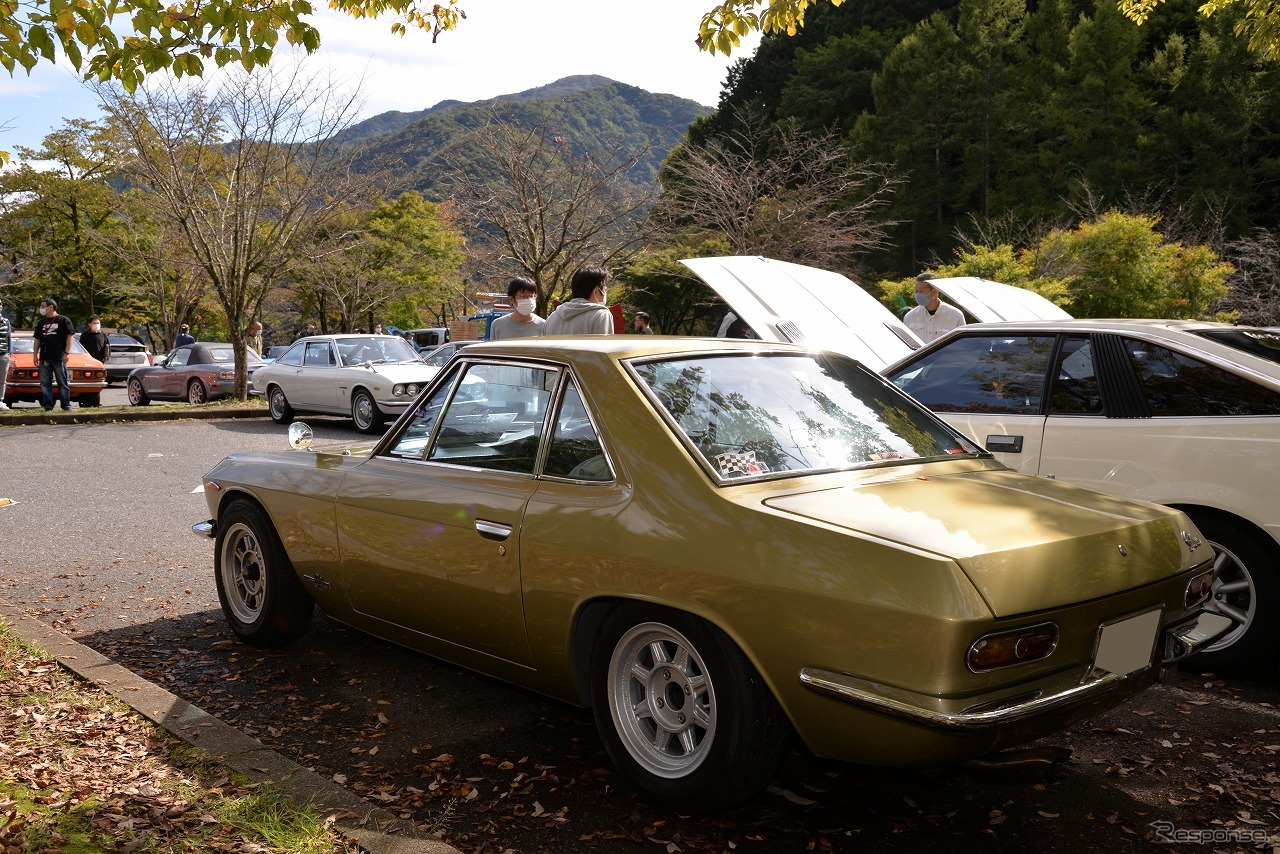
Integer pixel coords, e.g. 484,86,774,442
33,298,75,411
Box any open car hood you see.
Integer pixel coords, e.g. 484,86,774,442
680,256,922,371
929,277,1072,322
680,257,1071,371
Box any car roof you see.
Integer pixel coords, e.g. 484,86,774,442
891,318,1280,382
454,336,809,362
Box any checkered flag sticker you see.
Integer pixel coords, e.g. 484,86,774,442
715,449,769,477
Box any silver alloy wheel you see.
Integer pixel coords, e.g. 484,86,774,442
219,521,266,625
606,621,717,778
1201,539,1256,653
269,388,288,420
353,391,375,431
127,379,145,405
188,380,206,404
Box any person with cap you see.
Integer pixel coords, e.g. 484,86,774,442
175,324,195,347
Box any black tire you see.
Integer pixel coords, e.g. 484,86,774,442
590,604,787,814
187,379,208,405
351,388,384,434
127,378,150,406
213,499,314,647
80,393,101,407
268,386,293,425
1185,514,1280,673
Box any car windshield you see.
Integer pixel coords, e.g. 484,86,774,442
1194,328,1280,366
630,352,977,482
11,337,89,356
335,336,420,365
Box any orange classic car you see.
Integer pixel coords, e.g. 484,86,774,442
4,332,108,407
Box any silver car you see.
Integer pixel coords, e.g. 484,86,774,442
251,334,438,433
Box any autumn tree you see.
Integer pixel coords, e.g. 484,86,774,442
99,64,381,399
652,114,898,276
291,192,466,333
441,114,652,314
0,119,131,319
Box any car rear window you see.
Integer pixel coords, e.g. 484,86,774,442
630,352,977,482
1194,328,1280,365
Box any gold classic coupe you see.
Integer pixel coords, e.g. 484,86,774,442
194,337,1228,813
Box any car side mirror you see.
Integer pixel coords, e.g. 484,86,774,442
288,422,314,450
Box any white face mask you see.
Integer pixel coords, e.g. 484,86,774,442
89,323,101,331
515,298,536,317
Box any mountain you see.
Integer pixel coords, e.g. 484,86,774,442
344,76,711,198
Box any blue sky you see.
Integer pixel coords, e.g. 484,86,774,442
1,1,760,156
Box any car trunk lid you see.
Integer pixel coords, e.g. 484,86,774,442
763,468,1183,617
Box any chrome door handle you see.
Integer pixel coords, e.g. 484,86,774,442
475,520,513,541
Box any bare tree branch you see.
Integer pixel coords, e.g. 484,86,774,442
649,114,900,277
97,63,382,398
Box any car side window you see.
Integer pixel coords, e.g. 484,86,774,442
888,335,1055,414
168,349,191,367
303,342,334,367
1123,339,1280,416
1048,335,1102,414
425,363,557,474
277,343,304,366
543,378,612,481
385,366,462,459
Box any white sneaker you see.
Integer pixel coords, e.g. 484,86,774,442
0,402,9,410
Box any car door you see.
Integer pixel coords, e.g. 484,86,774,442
294,340,339,410
886,331,1058,474
334,360,559,667
1038,333,1280,503
153,347,191,399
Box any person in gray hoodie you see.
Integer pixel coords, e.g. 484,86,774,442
542,266,614,336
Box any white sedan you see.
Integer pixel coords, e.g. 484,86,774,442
252,334,439,433
682,256,1280,672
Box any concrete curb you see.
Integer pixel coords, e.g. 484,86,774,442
0,600,462,854
0,404,271,427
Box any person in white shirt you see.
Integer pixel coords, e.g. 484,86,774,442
904,273,966,344
488,277,546,340
542,267,614,336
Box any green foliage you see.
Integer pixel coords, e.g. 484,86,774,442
615,235,734,336
348,79,707,202
876,212,1231,319
1035,211,1232,318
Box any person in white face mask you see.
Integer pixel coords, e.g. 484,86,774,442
488,277,546,340
904,272,966,344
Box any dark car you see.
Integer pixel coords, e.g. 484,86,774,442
127,342,264,405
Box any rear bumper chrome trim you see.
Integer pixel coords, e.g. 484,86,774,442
799,611,1231,733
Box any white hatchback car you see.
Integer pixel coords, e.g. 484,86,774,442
684,256,1280,672
252,334,439,433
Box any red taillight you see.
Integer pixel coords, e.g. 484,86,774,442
1185,569,1214,609
967,623,1059,672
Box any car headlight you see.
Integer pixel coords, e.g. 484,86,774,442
393,384,405,396
406,383,419,395
966,623,1059,672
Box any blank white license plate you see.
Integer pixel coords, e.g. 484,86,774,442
1093,609,1162,676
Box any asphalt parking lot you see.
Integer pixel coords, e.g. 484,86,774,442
3,416,1280,853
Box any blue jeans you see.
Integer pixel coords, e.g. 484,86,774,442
40,361,71,410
